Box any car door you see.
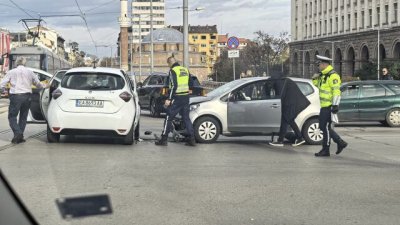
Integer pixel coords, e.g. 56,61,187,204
358,84,395,121
339,84,361,122
137,76,151,107
30,71,52,121
40,77,61,121
227,80,281,134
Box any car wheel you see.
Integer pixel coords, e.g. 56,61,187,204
134,122,140,141
47,125,60,143
150,99,160,117
386,108,400,127
194,116,220,143
302,118,322,145
123,123,134,145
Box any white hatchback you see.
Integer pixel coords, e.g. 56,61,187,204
40,67,140,145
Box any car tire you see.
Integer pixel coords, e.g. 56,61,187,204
123,123,134,145
302,118,322,145
385,108,400,127
134,122,140,141
150,98,160,117
194,116,220,143
47,125,60,143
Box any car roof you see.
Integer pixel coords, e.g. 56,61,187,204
343,80,400,85
66,67,124,76
26,67,53,77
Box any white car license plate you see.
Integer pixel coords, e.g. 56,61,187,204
76,100,104,108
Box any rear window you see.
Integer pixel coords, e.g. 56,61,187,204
61,73,125,90
386,84,400,94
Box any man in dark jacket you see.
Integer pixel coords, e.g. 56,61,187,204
269,78,310,147
381,67,394,80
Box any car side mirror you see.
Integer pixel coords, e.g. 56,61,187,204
0,58,3,65
137,82,143,88
228,93,236,102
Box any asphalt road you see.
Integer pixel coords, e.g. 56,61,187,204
0,109,399,225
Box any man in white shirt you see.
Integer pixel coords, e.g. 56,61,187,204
0,57,47,144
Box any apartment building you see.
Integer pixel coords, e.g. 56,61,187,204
290,0,400,78
131,0,166,43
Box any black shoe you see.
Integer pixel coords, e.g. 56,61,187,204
155,135,168,146
12,134,24,144
185,137,196,146
269,141,284,147
292,138,306,147
336,141,348,155
11,136,18,144
315,149,330,157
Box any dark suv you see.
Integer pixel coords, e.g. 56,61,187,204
137,72,205,117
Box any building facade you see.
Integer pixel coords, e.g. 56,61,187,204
169,25,218,75
131,0,165,44
130,28,208,82
290,0,400,78
0,28,11,75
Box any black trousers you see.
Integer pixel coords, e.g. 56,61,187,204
161,95,194,138
8,93,32,136
278,115,302,142
319,107,341,149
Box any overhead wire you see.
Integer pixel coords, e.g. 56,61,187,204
8,0,36,18
74,0,97,54
85,0,118,12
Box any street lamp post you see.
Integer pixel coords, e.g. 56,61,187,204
150,0,154,74
183,0,189,68
369,27,389,80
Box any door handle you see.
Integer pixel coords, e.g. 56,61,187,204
271,104,280,109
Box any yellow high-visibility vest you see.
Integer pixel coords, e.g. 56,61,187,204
170,66,189,95
312,65,341,108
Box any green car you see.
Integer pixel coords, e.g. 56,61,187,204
339,80,400,127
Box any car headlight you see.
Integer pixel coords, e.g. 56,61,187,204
190,104,200,111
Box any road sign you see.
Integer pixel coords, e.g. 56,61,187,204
227,36,240,49
228,50,240,58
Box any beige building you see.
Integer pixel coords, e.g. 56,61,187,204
130,28,208,82
169,25,218,75
290,0,400,77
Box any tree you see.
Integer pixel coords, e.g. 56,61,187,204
211,31,290,82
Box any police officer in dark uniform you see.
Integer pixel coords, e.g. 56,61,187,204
155,56,196,146
312,55,348,157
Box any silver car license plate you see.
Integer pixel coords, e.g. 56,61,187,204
76,100,104,108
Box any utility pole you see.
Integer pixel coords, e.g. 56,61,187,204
323,40,342,68
150,0,154,74
183,0,189,68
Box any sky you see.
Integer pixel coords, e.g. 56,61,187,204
0,0,291,57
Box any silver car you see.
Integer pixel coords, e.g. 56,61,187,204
188,77,323,144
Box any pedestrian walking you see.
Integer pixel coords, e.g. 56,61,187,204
155,56,196,146
312,55,348,157
381,67,394,80
269,77,310,147
0,57,47,144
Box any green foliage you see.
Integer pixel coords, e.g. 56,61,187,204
354,62,377,80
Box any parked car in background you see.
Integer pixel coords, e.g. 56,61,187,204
137,72,206,117
40,67,140,145
339,80,400,127
176,77,322,145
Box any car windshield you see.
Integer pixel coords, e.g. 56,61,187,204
206,79,248,97
61,73,125,90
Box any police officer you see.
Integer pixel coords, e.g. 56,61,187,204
312,55,348,157
155,56,196,146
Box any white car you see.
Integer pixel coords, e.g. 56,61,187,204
184,77,323,145
40,67,141,145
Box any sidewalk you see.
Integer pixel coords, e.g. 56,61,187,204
0,98,9,114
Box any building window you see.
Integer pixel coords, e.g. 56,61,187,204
305,3,308,16
361,11,365,28
305,24,308,38
310,2,312,17
347,14,351,31
369,9,372,27
395,3,398,23
310,24,312,37
201,35,207,40
385,5,389,24
324,20,327,34
335,17,338,32
354,13,357,30
330,18,333,33
315,22,317,36
201,44,207,48
377,7,380,25
341,16,344,32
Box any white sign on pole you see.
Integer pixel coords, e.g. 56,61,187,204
228,50,240,58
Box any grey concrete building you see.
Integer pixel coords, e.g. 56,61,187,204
290,0,400,79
